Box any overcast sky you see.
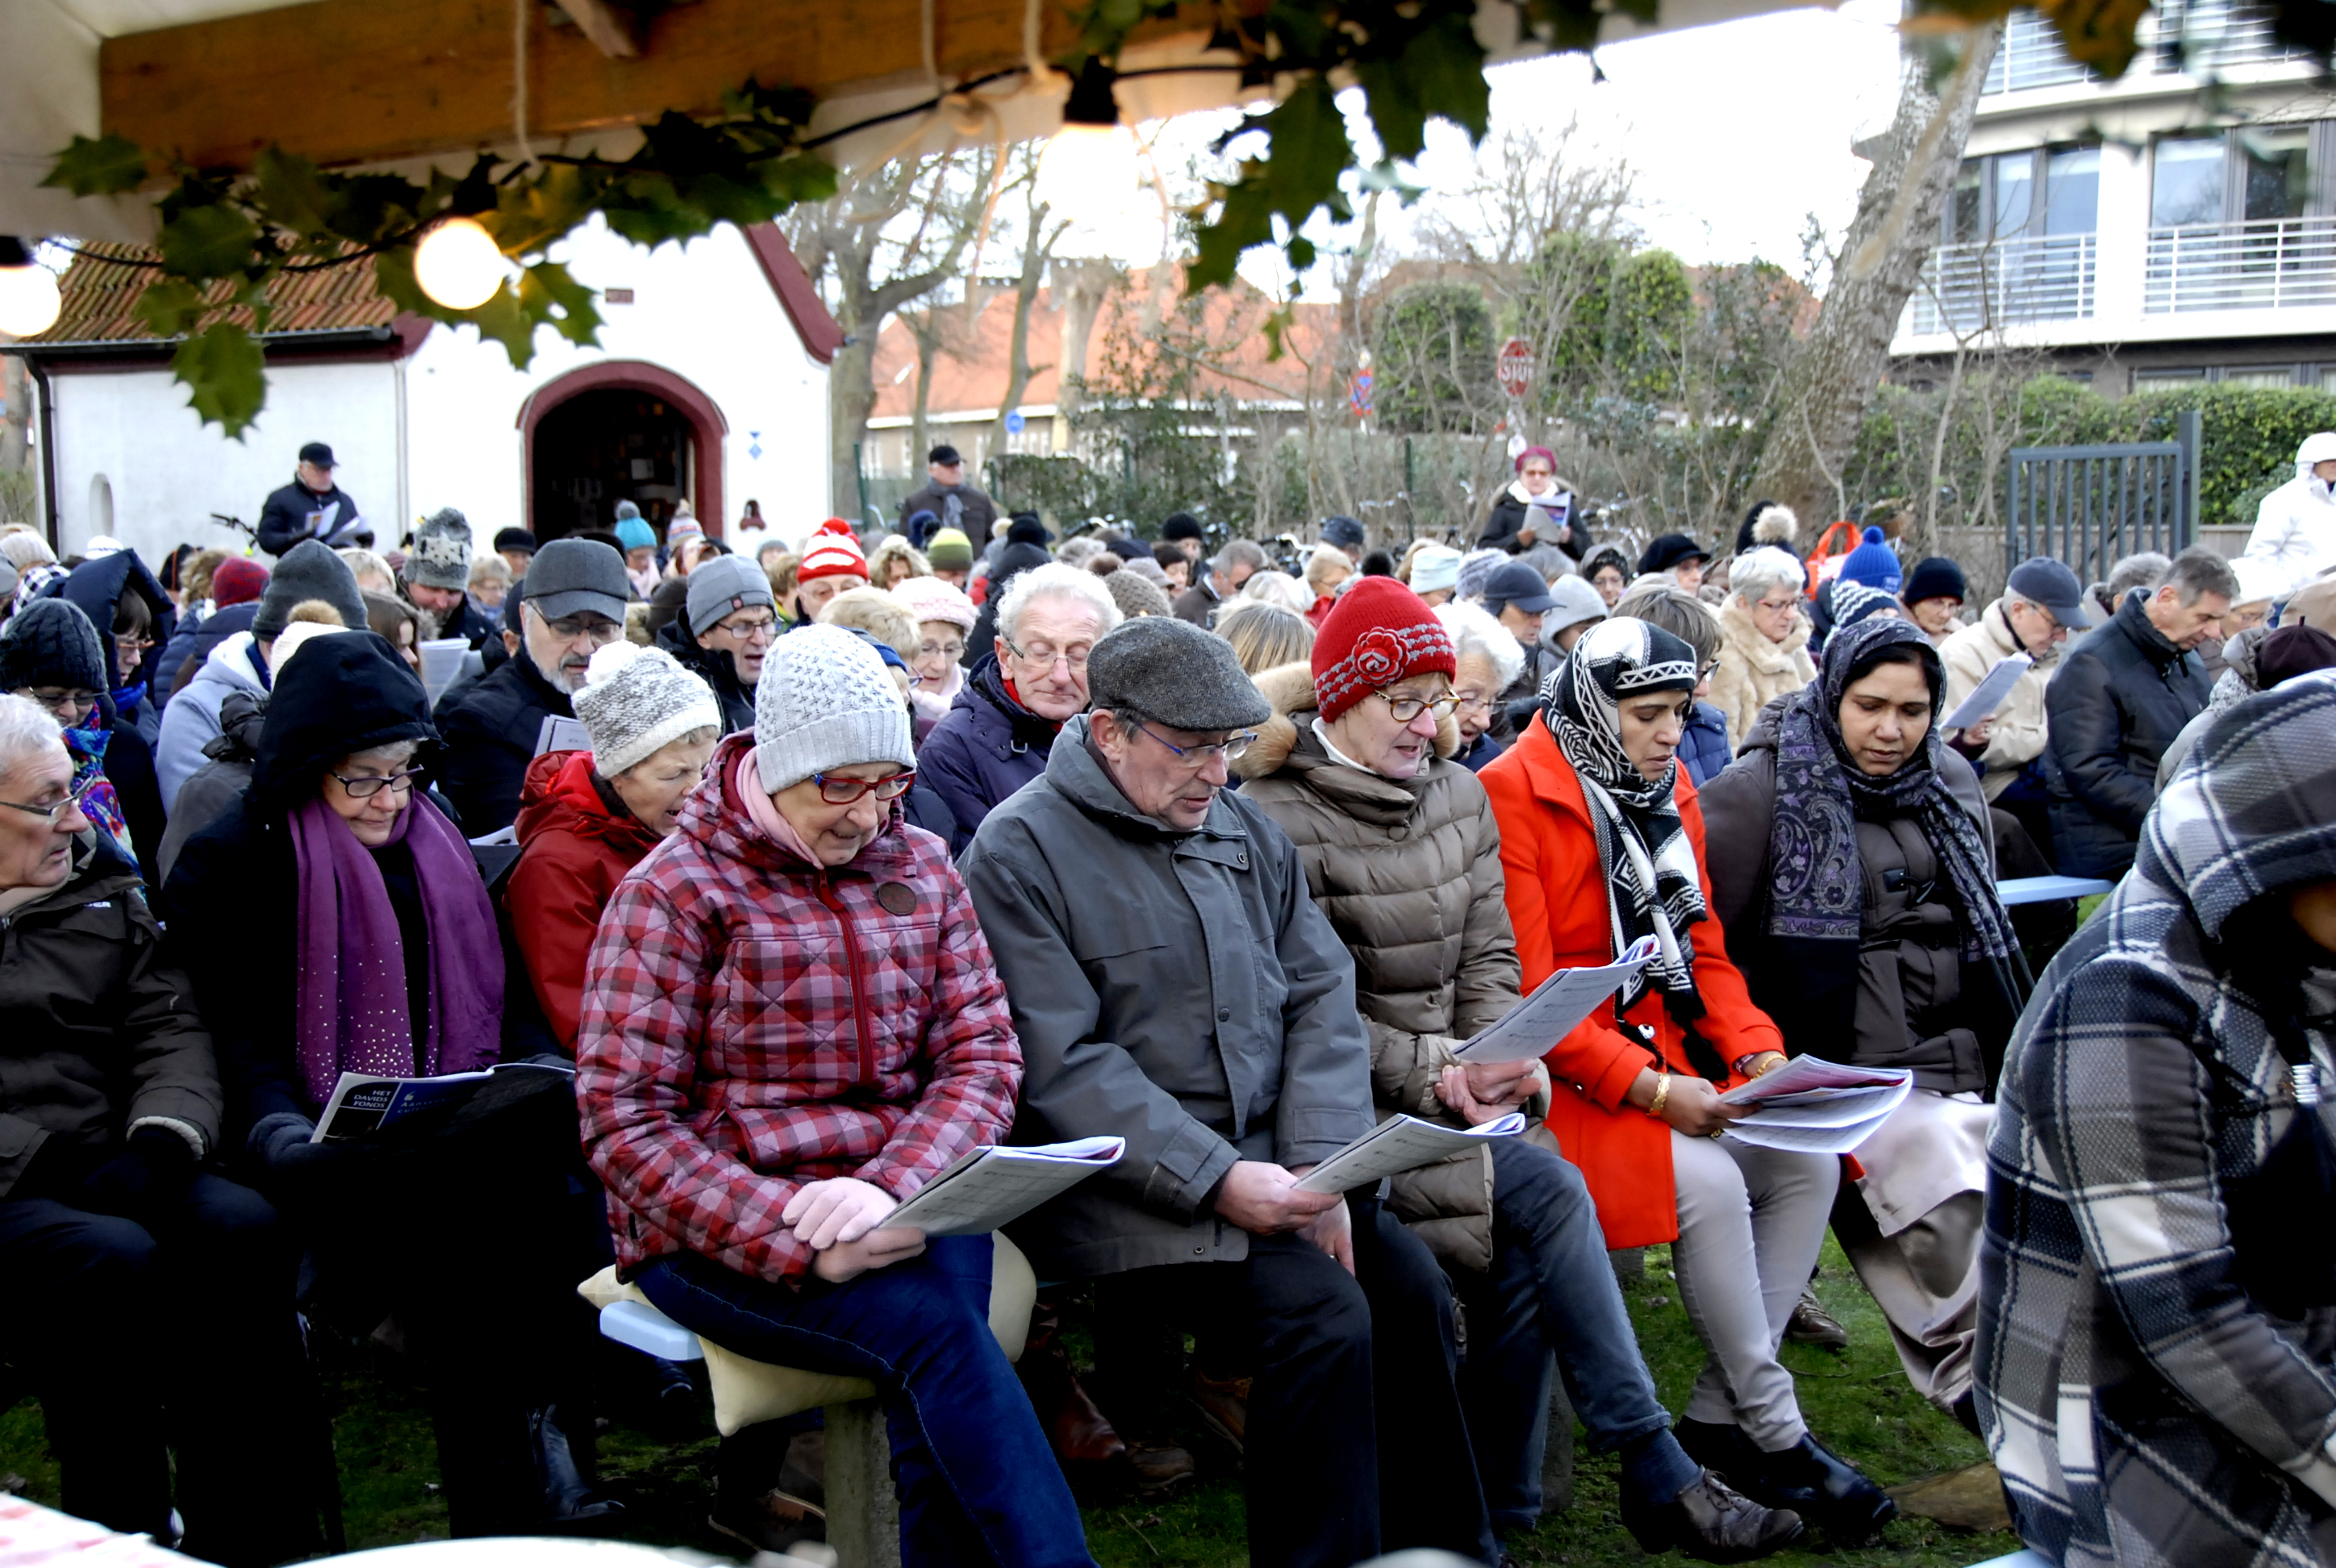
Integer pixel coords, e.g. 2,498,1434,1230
1068,0,1909,292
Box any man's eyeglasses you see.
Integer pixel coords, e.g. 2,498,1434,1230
1375,690,1462,723
329,768,425,799
1006,640,1091,674
541,613,624,644
1133,722,1257,765
811,770,916,805
19,689,100,721
0,774,98,826
711,614,777,641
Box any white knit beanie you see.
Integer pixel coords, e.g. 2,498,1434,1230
891,574,978,635
574,641,721,776
754,623,915,791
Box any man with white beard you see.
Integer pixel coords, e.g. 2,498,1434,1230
438,538,629,834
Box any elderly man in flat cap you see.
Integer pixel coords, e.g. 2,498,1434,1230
960,616,1492,1568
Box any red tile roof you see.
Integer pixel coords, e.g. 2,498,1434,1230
19,241,398,345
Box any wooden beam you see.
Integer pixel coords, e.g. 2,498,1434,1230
100,0,1209,175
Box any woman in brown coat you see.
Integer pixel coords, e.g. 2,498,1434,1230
1237,579,1800,1562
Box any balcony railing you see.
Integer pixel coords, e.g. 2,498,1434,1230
1905,232,2098,336
2145,215,2336,312
1982,0,2309,93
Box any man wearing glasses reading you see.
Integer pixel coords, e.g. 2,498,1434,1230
961,616,1491,1568
438,539,630,834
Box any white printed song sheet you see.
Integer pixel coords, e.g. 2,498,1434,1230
1718,1056,1911,1155
1295,1112,1528,1195
1942,653,2033,731
417,638,469,706
885,1137,1125,1236
1453,936,1662,1064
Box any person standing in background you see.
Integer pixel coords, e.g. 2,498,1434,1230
257,443,365,557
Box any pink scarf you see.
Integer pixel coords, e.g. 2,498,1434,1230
734,751,825,867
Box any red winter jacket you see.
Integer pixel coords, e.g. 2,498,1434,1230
510,750,663,1053
577,732,1022,1284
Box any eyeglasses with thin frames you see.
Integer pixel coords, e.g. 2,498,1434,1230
711,615,778,642
1133,723,1257,765
329,768,425,800
0,774,99,827
1374,689,1461,723
1006,640,1091,674
20,690,100,721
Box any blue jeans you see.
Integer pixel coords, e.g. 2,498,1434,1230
1455,1136,1700,1529
636,1235,1095,1568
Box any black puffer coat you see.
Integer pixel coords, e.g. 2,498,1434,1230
653,615,755,736
1476,488,1591,561
2042,589,2209,878
915,653,1060,854
434,645,574,834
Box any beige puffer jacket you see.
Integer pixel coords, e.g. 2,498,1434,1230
1939,599,2059,801
1708,594,1817,752
1233,662,1533,1271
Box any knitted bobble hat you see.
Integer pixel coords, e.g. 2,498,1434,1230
403,507,473,590
753,623,914,791
796,518,870,585
1312,576,1457,723
211,557,270,607
891,574,978,635
1837,526,1904,595
575,640,721,777
0,598,106,693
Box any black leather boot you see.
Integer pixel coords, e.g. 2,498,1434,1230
1621,1468,1805,1563
1675,1417,1756,1482
531,1404,626,1528
1747,1434,1896,1547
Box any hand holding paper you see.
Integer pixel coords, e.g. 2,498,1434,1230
1295,1112,1528,1195
1717,1057,1912,1155
1944,653,2032,731
882,1137,1125,1236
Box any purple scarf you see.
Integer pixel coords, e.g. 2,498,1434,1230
290,790,503,1108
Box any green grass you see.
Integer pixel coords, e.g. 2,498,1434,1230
0,1239,2019,1565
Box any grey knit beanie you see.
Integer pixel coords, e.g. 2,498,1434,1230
403,507,473,590
253,540,365,640
1087,615,1269,731
574,641,722,776
753,623,914,791
1104,569,1173,621
0,598,106,693
685,554,776,637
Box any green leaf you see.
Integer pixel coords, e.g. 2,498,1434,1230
43,134,150,196
159,203,262,279
135,278,211,340
1353,10,1491,161
172,322,268,437
518,260,603,348
460,284,538,368
252,148,336,237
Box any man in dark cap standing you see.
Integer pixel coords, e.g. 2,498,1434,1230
960,616,1495,1568
897,444,999,544
257,442,366,557
437,537,630,833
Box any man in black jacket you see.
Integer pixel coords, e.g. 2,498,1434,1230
401,508,500,653
653,554,773,735
437,539,628,832
2044,545,2237,878
896,444,999,543
257,442,366,557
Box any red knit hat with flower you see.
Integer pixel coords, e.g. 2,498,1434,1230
1312,576,1457,722
796,518,870,584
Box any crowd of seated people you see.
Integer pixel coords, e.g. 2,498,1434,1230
2,483,2334,1568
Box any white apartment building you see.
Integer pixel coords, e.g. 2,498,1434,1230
1891,0,2336,393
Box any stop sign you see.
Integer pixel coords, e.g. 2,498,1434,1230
1495,337,1535,399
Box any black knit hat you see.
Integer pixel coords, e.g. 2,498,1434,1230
1087,615,1270,732
254,540,367,640
0,598,106,693
494,528,539,557
1902,556,1967,606
1160,512,1205,542
1637,533,1711,575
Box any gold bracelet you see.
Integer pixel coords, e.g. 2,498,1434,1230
1647,1073,1671,1120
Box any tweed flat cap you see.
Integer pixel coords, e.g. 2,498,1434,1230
1086,615,1270,732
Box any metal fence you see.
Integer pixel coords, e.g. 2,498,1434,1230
2004,411,2199,583
2145,215,2336,315
1905,231,2097,336
1984,0,2307,94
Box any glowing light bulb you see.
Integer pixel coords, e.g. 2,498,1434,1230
1036,120,1142,216
0,238,61,337
414,215,507,311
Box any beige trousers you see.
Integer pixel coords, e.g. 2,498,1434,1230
1833,1186,1984,1411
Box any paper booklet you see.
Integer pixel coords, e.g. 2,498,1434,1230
1295,1111,1528,1195
417,637,469,706
885,1137,1127,1236
1453,936,1662,1064
1717,1056,1912,1156
311,1061,574,1143
1942,652,2034,731
536,715,591,757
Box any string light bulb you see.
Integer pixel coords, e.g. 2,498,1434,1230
1036,61,1140,216
0,237,61,338
413,215,507,311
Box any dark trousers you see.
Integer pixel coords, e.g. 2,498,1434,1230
1091,1199,1497,1568
637,1236,1095,1568
0,1173,320,1566
1455,1137,1700,1532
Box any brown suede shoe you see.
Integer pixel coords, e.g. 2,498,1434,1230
1622,1468,1805,1562
1123,1439,1199,1494
1784,1287,1850,1350
1186,1370,1250,1454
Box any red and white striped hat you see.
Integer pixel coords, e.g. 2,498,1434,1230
796,518,870,585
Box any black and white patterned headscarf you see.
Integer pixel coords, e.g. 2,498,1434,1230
1541,616,1708,1021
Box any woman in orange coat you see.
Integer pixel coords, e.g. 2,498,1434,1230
1479,616,1895,1549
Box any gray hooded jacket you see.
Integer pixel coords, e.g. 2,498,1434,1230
959,715,1375,1278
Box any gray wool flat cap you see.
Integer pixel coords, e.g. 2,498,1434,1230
1086,615,1270,732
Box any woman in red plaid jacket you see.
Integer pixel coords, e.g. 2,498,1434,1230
577,624,1095,1567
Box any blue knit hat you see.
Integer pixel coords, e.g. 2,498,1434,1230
1837,527,1903,595
614,516,657,553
